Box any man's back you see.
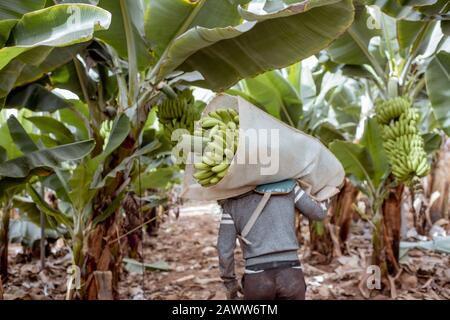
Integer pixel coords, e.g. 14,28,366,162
219,190,300,266
217,184,329,300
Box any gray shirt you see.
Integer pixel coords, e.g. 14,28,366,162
217,185,328,286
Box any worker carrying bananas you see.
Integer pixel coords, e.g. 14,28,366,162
217,179,329,300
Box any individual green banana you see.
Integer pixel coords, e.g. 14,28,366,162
216,168,229,178
217,108,232,123
194,162,210,170
194,170,215,180
228,108,238,118
202,153,217,166
212,162,229,173
209,177,220,185
201,118,222,128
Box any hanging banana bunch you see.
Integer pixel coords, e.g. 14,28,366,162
192,108,240,188
99,119,113,148
157,90,199,145
375,97,430,186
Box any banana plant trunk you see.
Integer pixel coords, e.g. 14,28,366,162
122,192,143,259
84,136,136,300
372,184,403,281
429,137,450,222
382,185,403,275
83,98,152,299
0,204,11,282
309,220,333,263
84,207,124,299
308,180,358,260
330,179,359,253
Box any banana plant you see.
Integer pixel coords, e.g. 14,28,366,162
324,1,448,283
328,4,447,192
330,118,400,278
0,113,94,281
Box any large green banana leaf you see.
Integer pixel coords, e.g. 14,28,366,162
95,0,153,71
6,114,63,153
397,19,427,52
360,118,389,188
242,70,303,126
426,51,450,136
95,0,251,71
67,159,99,215
330,140,375,186
0,47,51,99
369,0,450,20
7,115,38,154
0,4,111,71
0,1,47,19
0,121,21,160
25,116,75,145
0,140,95,178
0,3,110,99
132,167,181,191
58,102,90,141
328,5,381,66
4,83,70,111
14,45,85,88
58,101,90,140
0,20,17,47
144,0,251,60
330,117,390,193
326,83,362,136
98,113,131,160
0,45,85,100
156,0,354,91
286,62,302,95
12,196,59,231
27,184,72,229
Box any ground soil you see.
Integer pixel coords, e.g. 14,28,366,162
2,201,450,300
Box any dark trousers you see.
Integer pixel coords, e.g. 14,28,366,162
242,267,307,300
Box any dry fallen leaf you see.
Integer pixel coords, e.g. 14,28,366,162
175,275,195,283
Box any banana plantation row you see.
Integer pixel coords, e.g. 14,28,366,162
0,0,448,299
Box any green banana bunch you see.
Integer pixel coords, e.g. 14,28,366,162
192,108,240,188
99,120,113,138
99,120,113,147
157,90,200,145
375,97,410,125
376,97,430,185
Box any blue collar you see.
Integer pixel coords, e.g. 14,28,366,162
254,179,296,195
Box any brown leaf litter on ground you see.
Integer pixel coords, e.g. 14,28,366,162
3,201,449,300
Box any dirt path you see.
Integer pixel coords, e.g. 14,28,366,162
120,203,235,300
120,202,450,300
3,201,449,300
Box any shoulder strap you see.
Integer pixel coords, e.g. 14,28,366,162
238,192,271,246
